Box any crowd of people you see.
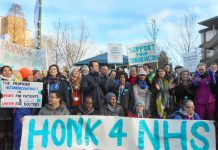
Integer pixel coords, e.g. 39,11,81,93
0,60,218,149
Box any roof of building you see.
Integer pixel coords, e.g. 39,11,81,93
75,52,128,65
198,16,218,27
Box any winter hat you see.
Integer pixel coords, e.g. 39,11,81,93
133,100,145,110
138,70,147,76
106,92,116,103
179,68,190,75
19,67,32,79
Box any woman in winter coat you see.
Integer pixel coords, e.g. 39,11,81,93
192,63,216,120
13,67,34,150
69,68,82,108
172,99,200,120
115,72,133,116
128,66,137,86
174,68,195,110
133,70,151,117
0,66,17,150
42,64,72,109
151,67,175,119
128,100,147,118
100,92,124,116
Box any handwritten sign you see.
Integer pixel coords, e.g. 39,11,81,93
182,51,200,72
21,116,216,150
0,81,43,108
127,42,157,66
107,43,123,64
0,39,47,70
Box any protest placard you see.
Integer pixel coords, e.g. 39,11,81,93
182,51,200,72
21,116,216,150
107,43,123,64
127,42,158,66
0,39,47,70
0,81,43,108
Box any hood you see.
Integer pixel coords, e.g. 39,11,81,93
45,101,66,110
78,104,95,115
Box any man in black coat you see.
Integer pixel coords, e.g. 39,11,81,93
100,65,117,94
81,61,105,111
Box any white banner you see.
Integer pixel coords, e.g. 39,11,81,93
21,116,216,150
107,43,123,64
0,39,47,70
0,81,43,108
182,51,200,72
127,42,157,66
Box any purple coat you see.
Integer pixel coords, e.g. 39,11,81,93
192,71,215,104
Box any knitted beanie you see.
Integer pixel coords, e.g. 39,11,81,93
19,67,33,79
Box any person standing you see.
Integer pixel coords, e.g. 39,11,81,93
192,63,216,120
0,66,16,150
69,68,82,109
174,68,194,110
116,72,133,116
81,61,105,111
100,65,117,94
13,67,34,150
42,64,72,109
133,70,151,117
151,67,175,118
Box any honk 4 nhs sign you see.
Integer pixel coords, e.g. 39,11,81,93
127,42,158,66
21,116,216,150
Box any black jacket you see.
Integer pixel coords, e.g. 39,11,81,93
115,82,133,116
42,77,72,109
72,104,98,115
175,80,195,107
100,104,124,116
101,75,117,94
81,72,105,110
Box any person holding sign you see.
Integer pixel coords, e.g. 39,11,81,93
192,63,216,120
0,66,16,150
100,92,124,116
172,99,200,120
128,100,147,118
13,67,34,150
38,90,69,115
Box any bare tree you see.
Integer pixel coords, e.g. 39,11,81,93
42,20,90,69
167,12,199,61
145,18,159,42
7,3,26,46
145,18,169,68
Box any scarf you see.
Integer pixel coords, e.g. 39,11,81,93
47,76,59,83
0,75,16,81
156,78,170,118
48,76,60,92
70,76,80,90
137,80,148,89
